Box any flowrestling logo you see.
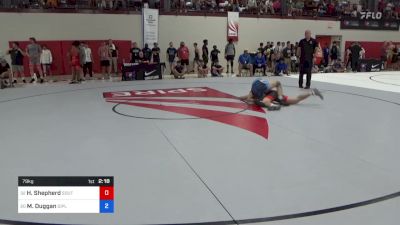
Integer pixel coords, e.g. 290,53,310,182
103,87,269,139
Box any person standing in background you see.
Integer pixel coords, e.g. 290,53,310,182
40,44,53,81
166,42,177,74
282,42,292,73
224,39,236,74
108,39,119,77
350,42,361,72
177,41,190,73
7,42,25,84
210,45,220,68
322,43,330,67
202,39,209,66
330,41,339,65
82,42,93,79
98,41,111,80
130,42,141,63
68,41,83,84
191,42,200,73
142,43,152,62
152,42,160,63
26,37,44,83
297,30,318,89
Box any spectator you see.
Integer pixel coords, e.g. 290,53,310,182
290,50,298,72
172,58,186,79
202,39,209,66
98,41,111,79
68,41,83,84
192,42,200,73
211,61,224,77
282,41,292,72
177,41,190,72
7,42,25,84
293,0,304,16
238,49,253,77
322,43,330,67
82,42,93,79
257,42,265,56
40,44,53,80
263,0,275,14
275,58,289,76
330,41,339,64
349,42,361,72
166,42,177,74
210,45,220,67
273,0,281,14
26,37,44,83
197,60,209,78
332,58,345,72
130,42,141,63
360,46,366,60
152,42,160,63
138,50,149,63
253,51,266,76
142,43,152,62
345,47,352,70
0,59,12,89
224,38,236,74
108,39,119,76
275,41,282,59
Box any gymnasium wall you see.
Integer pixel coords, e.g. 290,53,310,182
0,12,399,74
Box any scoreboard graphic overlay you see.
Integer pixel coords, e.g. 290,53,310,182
18,176,114,213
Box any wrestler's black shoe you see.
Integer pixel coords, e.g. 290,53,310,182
311,88,324,100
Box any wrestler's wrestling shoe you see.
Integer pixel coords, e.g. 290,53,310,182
311,88,324,100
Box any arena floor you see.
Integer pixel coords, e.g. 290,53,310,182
0,72,400,225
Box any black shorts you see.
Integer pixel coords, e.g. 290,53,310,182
101,60,110,67
226,55,234,61
180,59,189,65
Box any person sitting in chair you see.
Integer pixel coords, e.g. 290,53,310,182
211,61,224,77
253,51,266,76
275,58,289,76
172,58,186,79
0,59,12,89
238,49,253,77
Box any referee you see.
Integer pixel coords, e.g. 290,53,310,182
297,30,319,89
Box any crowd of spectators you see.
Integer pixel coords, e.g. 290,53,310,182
2,0,399,20
2,36,400,88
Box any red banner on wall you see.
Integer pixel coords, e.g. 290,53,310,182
227,12,239,42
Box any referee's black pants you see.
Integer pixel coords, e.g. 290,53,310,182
299,60,312,88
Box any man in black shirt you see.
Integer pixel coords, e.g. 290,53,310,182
142,43,152,62
297,30,319,89
210,45,220,67
166,42,177,74
7,42,25,83
152,42,160,63
350,42,362,72
330,41,339,64
202,39,209,66
130,42,141,63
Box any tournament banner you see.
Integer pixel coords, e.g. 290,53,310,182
227,12,239,42
142,8,159,46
